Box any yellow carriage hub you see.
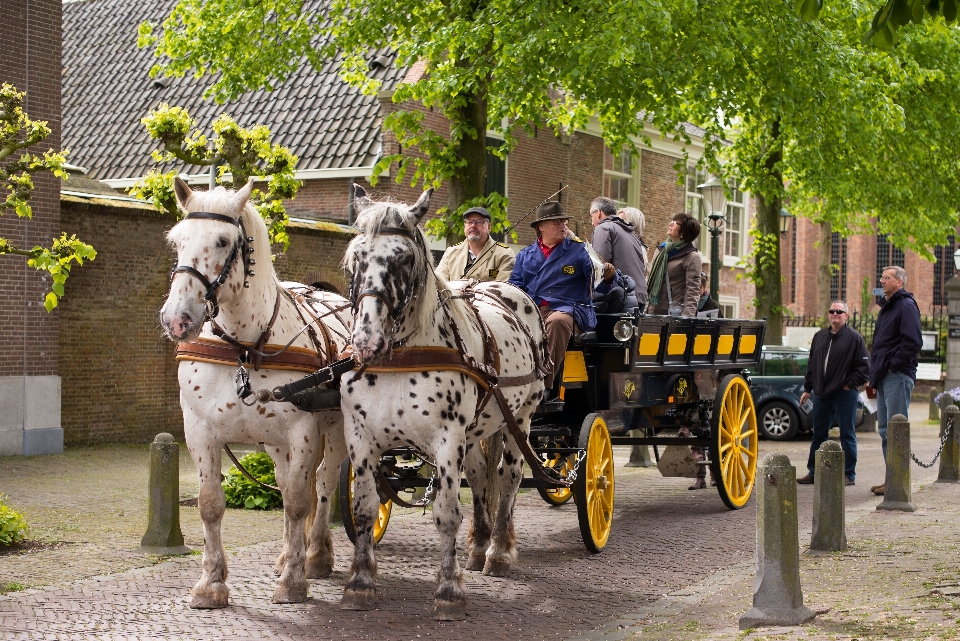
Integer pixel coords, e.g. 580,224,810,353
713,375,758,509
538,454,578,506
562,350,589,383
341,461,392,545
575,414,615,552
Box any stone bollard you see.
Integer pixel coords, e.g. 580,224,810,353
930,388,941,422
809,441,846,552
140,433,190,554
877,414,916,512
739,453,815,630
937,405,960,484
625,430,654,467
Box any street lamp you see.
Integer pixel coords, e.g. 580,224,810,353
953,248,960,274
697,176,728,302
780,207,793,238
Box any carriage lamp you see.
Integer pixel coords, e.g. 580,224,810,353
697,176,728,302
779,207,793,238
613,318,635,342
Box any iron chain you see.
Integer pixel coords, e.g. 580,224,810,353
911,417,953,469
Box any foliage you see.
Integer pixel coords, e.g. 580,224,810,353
128,104,300,250
861,276,873,313
1,83,96,311
0,495,29,546
810,0,960,52
221,452,283,510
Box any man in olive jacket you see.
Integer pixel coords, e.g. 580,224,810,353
435,206,515,283
798,301,869,486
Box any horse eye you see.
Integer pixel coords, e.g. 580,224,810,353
216,235,229,248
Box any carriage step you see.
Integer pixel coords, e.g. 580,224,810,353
530,426,571,437
535,398,565,414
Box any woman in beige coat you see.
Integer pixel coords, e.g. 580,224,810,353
646,212,703,317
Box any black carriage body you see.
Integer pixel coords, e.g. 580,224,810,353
554,312,765,434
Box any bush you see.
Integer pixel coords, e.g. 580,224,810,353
221,452,283,510
0,496,28,546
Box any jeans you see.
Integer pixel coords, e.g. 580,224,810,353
807,388,859,481
877,371,914,461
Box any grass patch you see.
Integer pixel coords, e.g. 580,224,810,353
1,581,25,594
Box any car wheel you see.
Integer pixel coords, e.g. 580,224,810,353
758,400,800,441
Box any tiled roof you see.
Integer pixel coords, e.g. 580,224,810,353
62,0,404,181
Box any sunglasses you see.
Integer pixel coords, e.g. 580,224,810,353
828,309,846,315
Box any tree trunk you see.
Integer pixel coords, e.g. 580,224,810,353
446,85,487,246
817,221,833,328
754,119,784,346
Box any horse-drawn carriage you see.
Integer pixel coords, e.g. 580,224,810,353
345,309,766,554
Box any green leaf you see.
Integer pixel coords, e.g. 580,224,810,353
798,0,822,21
43,293,57,312
891,0,914,25
945,0,958,23
914,0,927,23
873,23,895,51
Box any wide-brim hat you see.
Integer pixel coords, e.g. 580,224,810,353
530,201,568,228
463,206,491,221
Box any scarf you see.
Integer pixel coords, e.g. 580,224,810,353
647,239,688,307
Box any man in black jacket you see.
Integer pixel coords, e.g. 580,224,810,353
798,301,869,486
868,266,922,495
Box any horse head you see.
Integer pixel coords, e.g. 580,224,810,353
343,185,433,363
159,176,261,342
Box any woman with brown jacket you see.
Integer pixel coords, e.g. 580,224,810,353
646,213,703,317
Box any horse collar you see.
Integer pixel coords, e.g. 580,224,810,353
170,211,256,319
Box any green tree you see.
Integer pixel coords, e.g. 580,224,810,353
136,0,696,244
1,83,96,311
128,104,300,249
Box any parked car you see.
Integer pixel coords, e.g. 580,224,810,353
745,346,864,441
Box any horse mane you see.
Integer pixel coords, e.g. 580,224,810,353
344,200,477,339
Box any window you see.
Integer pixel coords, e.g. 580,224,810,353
830,232,847,302
762,351,808,376
790,222,797,303
485,137,506,197
604,147,633,207
685,165,710,225
875,233,905,289
718,294,740,320
933,236,955,306
723,178,747,258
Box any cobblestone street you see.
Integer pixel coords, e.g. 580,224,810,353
0,411,952,640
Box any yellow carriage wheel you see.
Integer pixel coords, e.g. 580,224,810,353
710,374,759,509
339,459,393,545
574,414,615,553
537,451,577,506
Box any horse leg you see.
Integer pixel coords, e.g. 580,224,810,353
306,428,347,578
341,440,380,611
271,442,313,604
483,428,524,577
431,442,467,621
462,439,492,572
188,438,230,609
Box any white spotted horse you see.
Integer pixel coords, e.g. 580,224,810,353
159,177,352,608
340,185,561,620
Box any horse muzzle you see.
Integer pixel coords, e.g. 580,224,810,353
160,306,203,342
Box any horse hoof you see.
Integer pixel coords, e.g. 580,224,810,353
464,552,486,572
432,598,467,621
305,560,334,579
481,559,511,577
272,583,309,604
340,588,376,610
190,583,229,609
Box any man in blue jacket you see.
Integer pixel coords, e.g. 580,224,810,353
509,201,596,398
869,265,922,496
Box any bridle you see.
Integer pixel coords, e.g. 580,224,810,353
170,211,254,320
349,225,421,325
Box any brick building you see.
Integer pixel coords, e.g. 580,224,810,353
783,217,949,318
0,0,65,456
23,0,758,446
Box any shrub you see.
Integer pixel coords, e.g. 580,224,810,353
0,495,28,546
221,452,283,510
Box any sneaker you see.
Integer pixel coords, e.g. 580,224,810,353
845,477,855,486
797,473,815,485
872,484,885,496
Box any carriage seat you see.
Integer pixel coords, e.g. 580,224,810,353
572,331,598,346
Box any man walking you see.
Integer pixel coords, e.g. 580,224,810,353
435,206,515,283
589,196,648,306
797,301,869,486
868,266,922,496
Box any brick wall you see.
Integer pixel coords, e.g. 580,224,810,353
0,0,62,377
58,198,355,445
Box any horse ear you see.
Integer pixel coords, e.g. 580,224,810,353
408,188,434,223
232,178,255,210
174,176,193,209
353,183,372,213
